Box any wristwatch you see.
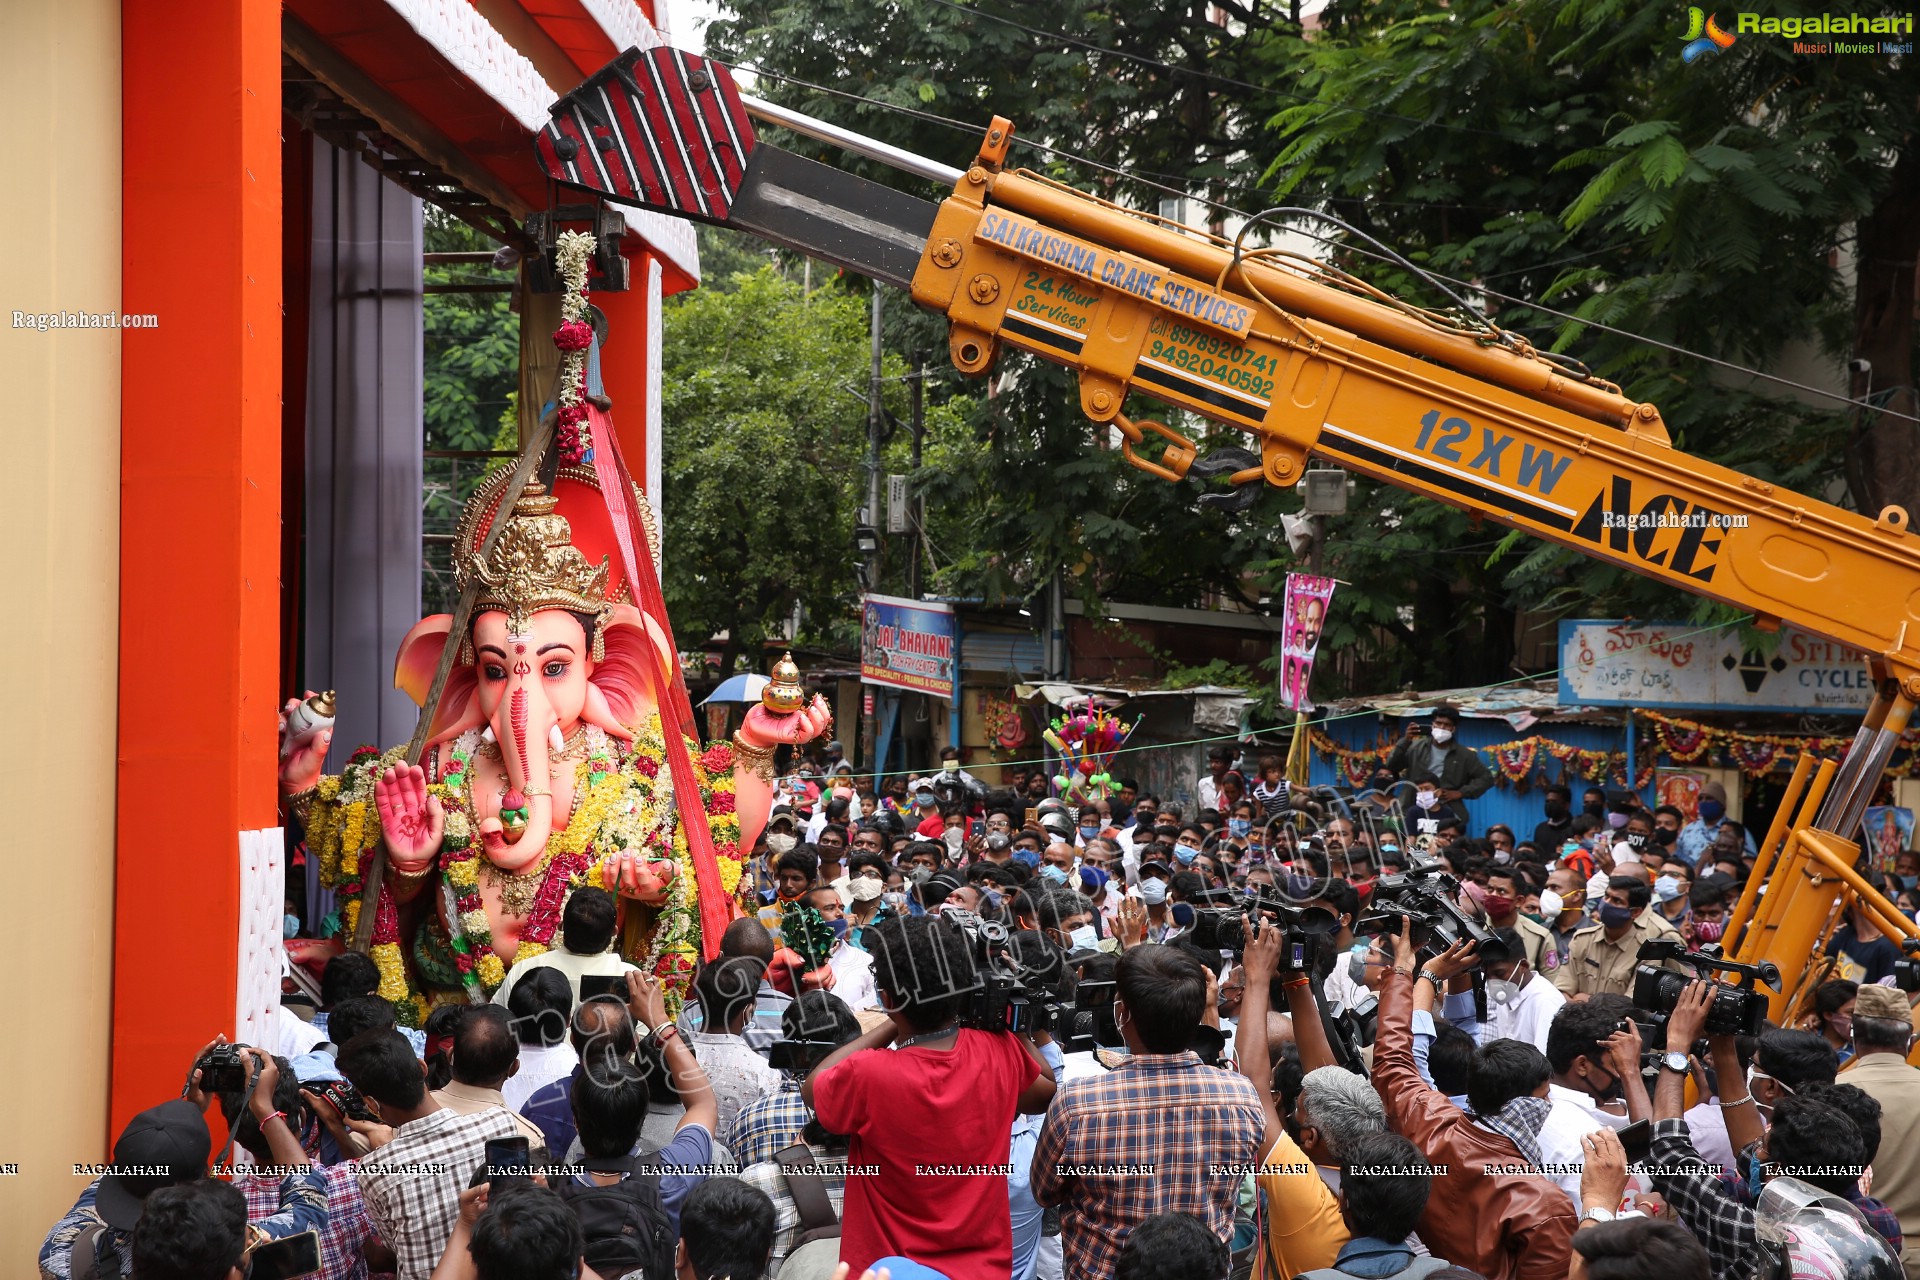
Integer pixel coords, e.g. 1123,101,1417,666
1578,1206,1616,1228
1661,1050,1690,1074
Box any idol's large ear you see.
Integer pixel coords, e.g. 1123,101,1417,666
394,615,483,746
581,604,673,739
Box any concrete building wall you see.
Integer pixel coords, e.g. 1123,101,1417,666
0,0,123,1238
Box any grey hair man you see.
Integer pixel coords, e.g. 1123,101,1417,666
1296,1065,1387,1165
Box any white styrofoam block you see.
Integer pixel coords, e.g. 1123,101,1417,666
236,827,286,1057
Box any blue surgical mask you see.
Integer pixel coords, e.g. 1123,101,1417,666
1140,879,1169,905
1746,1153,1766,1188
1175,845,1201,865
1040,865,1069,885
1068,924,1099,952
1013,847,1040,869
1228,818,1252,837
826,917,849,941
1079,825,1100,840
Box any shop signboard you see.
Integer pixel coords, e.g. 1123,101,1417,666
1557,620,1872,713
861,593,958,698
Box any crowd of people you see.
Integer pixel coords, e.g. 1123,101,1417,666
40,715,1920,1280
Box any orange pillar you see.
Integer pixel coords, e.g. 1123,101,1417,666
116,0,282,1136
597,249,658,494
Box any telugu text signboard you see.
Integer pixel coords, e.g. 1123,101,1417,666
861,594,958,698
1557,619,1872,713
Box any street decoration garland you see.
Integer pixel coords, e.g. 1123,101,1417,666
1309,709,1920,793
311,717,742,1025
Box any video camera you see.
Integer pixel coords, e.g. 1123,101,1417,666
1631,940,1781,1039
1354,864,1507,965
940,910,1124,1050
1191,886,1340,972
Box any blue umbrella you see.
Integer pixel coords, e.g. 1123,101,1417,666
701,673,770,705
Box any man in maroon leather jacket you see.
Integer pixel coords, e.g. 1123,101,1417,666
1371,931,1576,1279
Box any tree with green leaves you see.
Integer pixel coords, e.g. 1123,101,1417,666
661,261,971,671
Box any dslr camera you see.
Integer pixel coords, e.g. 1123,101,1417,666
1354,864,1507,965
195,1043,254,1094
1191,885,1340,972
1630,940,1781,1039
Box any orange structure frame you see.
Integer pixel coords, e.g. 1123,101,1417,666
116,0,284,1137
113,3,665,1139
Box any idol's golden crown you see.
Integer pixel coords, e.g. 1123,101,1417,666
457,483,611,637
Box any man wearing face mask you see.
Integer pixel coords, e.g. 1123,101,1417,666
1551,876,1686,1000
1038,841,1078,889
1483,867,1557,978
1478,928,1565,1055
757,809,801,904
1530,785,1577,864
842,852,893,950
1531,999,1640,1210
1170,824,1208,870
1651,866,1691,934
1382,706,1494,826
1673,781,1754,868
803,887,880,1011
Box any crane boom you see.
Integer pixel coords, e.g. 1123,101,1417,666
537,46,1920,1022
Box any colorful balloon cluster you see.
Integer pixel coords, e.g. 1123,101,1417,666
1044,706,1140,805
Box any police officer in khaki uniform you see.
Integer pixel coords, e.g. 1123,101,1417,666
1550,875,1684,999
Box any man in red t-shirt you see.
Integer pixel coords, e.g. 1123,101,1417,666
804,915,1056,1279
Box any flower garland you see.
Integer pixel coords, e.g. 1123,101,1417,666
552,230,597,465
1309,728,1655,790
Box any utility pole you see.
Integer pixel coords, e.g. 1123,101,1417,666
909,349,925,601
862,288,883,772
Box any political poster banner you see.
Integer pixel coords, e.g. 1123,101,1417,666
1278,574,1337,712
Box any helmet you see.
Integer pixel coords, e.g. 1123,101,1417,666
1038,812,1075,841
1035,798,1068,820
1755,1176,1901,1280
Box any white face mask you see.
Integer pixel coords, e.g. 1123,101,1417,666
848,876,885,902
1430,727,1454,744
1414,789,1439,811
1539,888,1565,917
1067,924,1099,952
766,833,797,855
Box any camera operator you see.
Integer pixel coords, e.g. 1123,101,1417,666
1031,942,1263,1279
1373,921,1576,1278
1639,981,1886,1280
1552,877,1686,1001
802,914,1054,1278
41,1039,331,1280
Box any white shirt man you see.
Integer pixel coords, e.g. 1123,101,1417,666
1477,962,1564,1056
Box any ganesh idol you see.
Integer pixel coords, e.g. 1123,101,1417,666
277,468,830,1023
